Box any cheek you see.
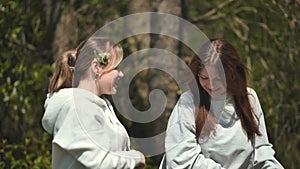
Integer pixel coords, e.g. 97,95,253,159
216,81,225,89
100,75,113,86
199,79,207,88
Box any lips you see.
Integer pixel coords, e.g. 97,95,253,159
210,88,220,93
113,84,118,88
113,78,121,88
113,81,118,88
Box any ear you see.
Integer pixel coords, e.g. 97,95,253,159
91,59,102,74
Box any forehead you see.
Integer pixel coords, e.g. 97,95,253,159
199,65,219,75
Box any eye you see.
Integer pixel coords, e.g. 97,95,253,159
199,74,209,80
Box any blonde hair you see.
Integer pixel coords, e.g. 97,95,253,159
48,49,77,94
101,43,123,74
73,37,123,87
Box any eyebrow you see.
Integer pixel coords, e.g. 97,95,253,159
198,73,208,76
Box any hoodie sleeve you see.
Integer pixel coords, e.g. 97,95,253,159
248,88,284,169
53,134,142,169
164,92,225,169
52,100,142,169
42,93,56,134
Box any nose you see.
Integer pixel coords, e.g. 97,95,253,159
211,79,217,88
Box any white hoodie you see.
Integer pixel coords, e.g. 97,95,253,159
42,88,141,169
161,88,284,169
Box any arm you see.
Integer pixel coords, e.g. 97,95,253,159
164,93,225,169
248,89,284,169
165,121,225,169
52,106,143,169
53,138,142,169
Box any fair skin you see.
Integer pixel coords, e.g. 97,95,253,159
78,59,124,96
96,67,124,96
198,65,226,98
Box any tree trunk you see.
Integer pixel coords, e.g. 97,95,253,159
126,0,183,165
149,0,182,164
43,0,79,61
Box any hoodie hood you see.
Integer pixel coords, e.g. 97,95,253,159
42,88,108,135
42,88,74,134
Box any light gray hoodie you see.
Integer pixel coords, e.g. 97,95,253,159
42,88,141,169
161,88,284,169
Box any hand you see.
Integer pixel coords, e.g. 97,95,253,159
135,151,145,169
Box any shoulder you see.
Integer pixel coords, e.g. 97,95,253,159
51,88,74,101
247,87,263,118
71,88,109,116
73,88,106,106
178,90,194,107
168,90,195,125
44,89,74,107
247,87,259,103
247,87,257,96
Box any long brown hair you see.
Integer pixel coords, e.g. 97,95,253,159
190,39,261,139
48,49,77,94
73,37,123,87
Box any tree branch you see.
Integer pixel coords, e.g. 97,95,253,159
191,0,234,23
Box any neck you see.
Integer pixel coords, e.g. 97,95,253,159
77,79,102,96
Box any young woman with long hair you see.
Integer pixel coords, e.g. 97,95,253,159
161,39,284,169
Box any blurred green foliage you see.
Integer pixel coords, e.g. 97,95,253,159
0,133,51,169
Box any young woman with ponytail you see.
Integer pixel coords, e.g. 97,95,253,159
42,37,145,169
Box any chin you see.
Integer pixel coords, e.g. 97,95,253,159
111,88,117,94
211,92,226,99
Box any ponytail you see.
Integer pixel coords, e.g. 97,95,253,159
48,49,77,94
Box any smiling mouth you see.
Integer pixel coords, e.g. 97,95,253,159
210,88,220,93
113,79,120,88
113,82,118,88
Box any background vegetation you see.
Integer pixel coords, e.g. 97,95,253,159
0,0,299,168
